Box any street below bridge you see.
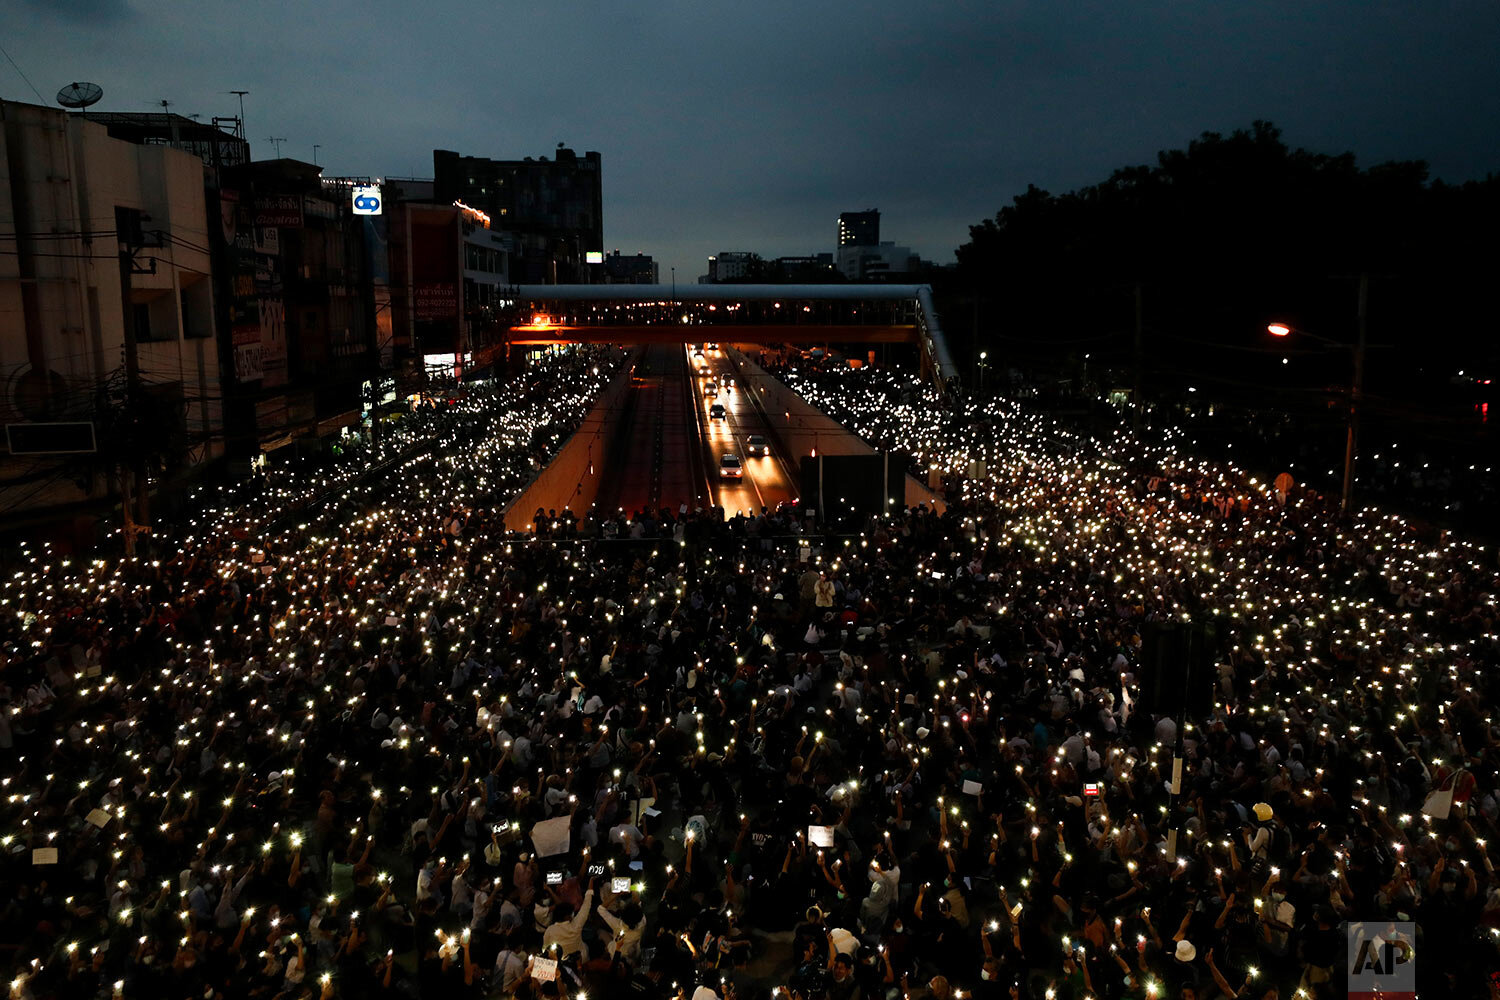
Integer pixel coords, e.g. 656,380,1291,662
595,343,799,518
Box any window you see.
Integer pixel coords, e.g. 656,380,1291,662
181,283,213,339
132,303,153,341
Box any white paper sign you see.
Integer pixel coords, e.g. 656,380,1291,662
530,816,572,858
530,957,558,982
86,808,111,828
808,825,835,848
962,780,983,796
32,848,58,865
611,877,631,894
385,615,399,626
631,796,656,827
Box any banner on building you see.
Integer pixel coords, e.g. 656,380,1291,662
233,323,262,382
414,282,458,321
258,297,287,389
253,195,302,228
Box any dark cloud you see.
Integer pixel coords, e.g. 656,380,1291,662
6,0,1499,280
21,0,132,23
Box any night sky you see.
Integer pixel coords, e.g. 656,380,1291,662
7,0,1500,280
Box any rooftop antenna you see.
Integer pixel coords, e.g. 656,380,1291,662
158,99,182,145
265,136,287,158
313,144,321,165
227,90,248,138
56,81,103,120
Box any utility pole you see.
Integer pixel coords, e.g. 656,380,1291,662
228,91,249,139
159,100,180,145
971,295,979,389
115,206,151,554
265,136,287,158
1132,282,1143,431
312,144,321,165
1341,274,1368,515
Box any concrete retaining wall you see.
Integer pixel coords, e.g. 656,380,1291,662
724,347,944,512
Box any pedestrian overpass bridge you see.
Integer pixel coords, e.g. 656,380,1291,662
502,284,960,390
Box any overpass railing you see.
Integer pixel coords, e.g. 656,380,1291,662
505,284,961,393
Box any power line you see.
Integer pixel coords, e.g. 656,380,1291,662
0,42,45,104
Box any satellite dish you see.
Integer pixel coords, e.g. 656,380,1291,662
56,82,103,110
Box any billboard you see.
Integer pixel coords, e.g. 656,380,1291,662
799,452,907,524
253,195,302,228
352,185,383,215
258,297,287,388
585,250,604,265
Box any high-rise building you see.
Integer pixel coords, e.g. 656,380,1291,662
432,147,602,284
837,209,880,248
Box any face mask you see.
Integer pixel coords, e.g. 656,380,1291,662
892,923,904,934
981,970,992,981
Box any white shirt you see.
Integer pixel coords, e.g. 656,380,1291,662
596,903,645,960
541,888,594,959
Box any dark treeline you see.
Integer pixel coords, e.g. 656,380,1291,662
945,121,1500,408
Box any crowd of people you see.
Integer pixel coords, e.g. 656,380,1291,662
2,346,1498,1000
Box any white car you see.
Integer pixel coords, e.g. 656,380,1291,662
719,454,743,479
744,434,768,456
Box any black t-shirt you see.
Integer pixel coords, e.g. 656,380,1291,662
622,971,665,1000
829,971,862,1000
1302,924,1342,968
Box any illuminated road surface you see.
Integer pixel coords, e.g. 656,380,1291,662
692,344,799,516
596,343,797,517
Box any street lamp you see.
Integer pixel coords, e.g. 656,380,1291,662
1266,319,1365,515
977,351,989,395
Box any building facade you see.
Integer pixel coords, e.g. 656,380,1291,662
432,147,601,284
703,251,757,283
0,99,225,537
836,241,919,281
216,159,379,457
601,250,658,284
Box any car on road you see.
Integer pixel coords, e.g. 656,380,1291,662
744,434,768,456
704,383,718,398
709,403,726,420
719,454,742,479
